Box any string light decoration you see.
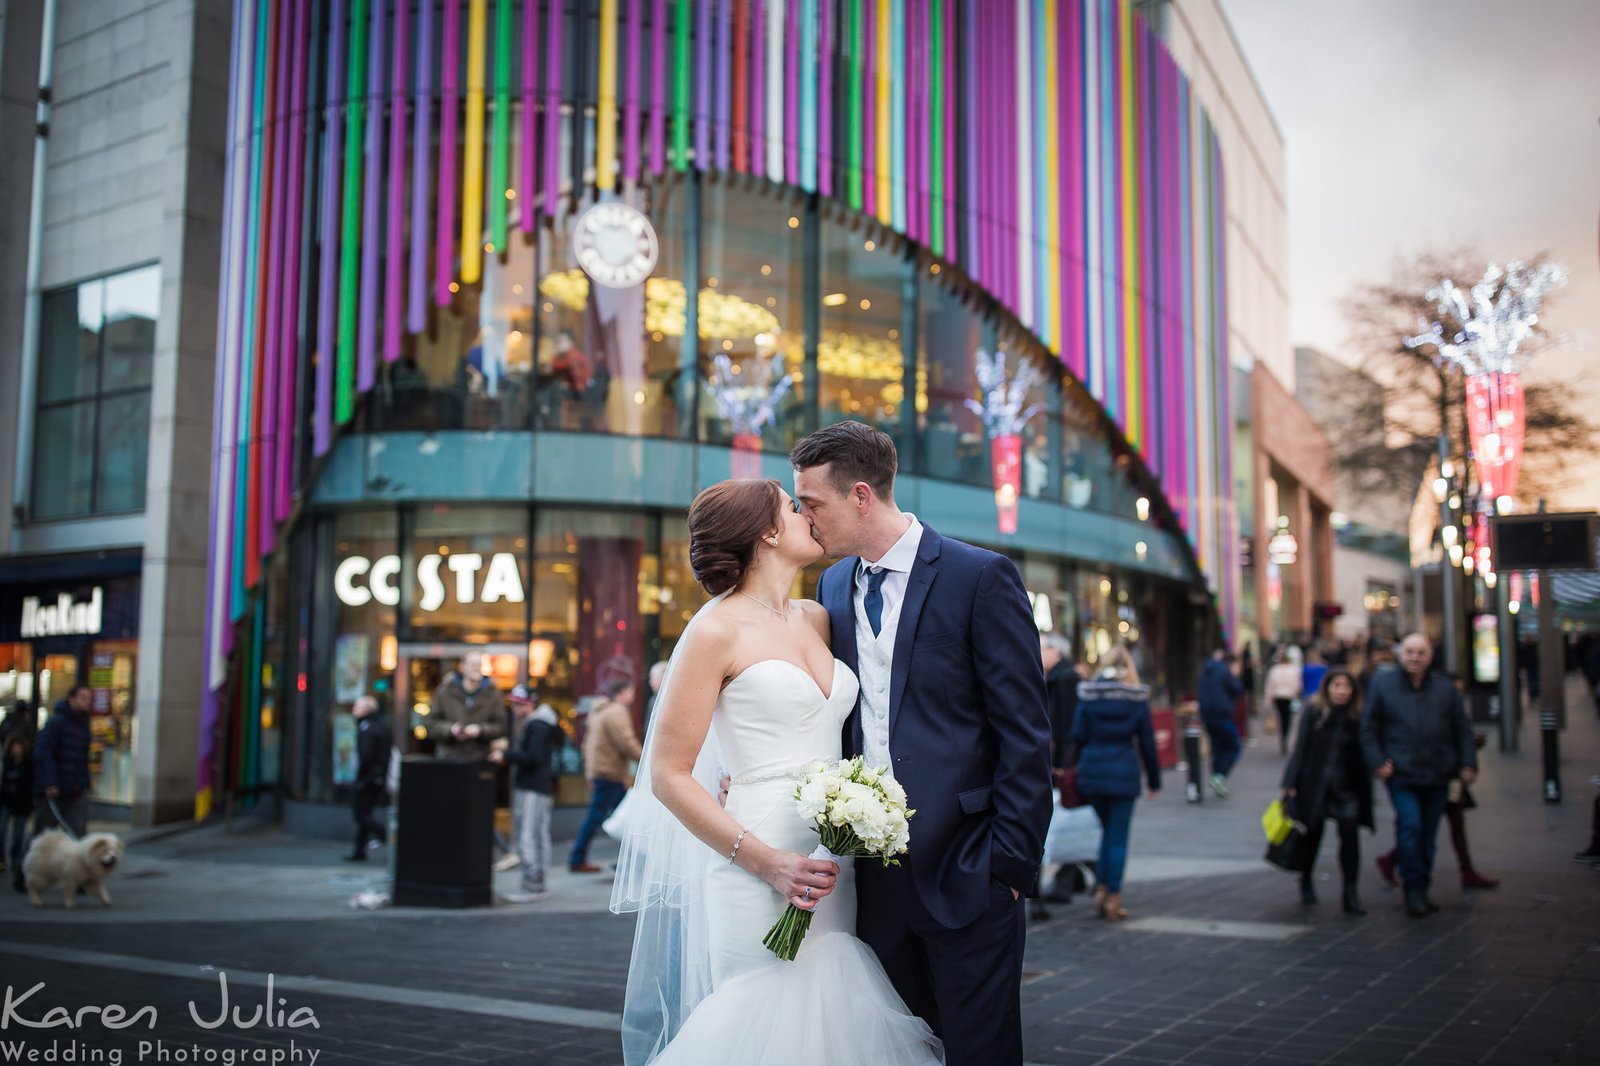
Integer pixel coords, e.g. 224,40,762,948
1405,260,1566,572
963,349,1045,534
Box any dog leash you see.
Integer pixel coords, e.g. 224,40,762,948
45,797,81,843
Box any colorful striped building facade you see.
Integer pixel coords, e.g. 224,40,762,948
204,0,1237,814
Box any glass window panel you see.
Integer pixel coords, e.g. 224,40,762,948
698,179,806,452
37,283,103,404
992,325,1057,503
31,401,96,519
94,391,150,513
819,218,903,433
101,266,160,392
917,267,985,485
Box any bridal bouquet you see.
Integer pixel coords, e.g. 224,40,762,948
762,757,914,961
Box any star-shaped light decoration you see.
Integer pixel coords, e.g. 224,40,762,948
963,350,1045,534
705,352,793,478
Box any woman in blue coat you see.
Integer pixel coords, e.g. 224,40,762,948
1071,648,1162,921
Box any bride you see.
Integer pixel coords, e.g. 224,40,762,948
610,479,942,1065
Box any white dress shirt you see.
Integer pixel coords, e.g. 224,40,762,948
853,514,924,770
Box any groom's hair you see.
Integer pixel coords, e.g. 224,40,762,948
789,421,897,501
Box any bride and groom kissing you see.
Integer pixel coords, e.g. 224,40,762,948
611,421,1054,1065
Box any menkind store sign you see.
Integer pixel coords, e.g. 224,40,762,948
19,587,104,638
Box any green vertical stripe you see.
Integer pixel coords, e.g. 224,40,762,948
847,0,863,209
673,0,691,170
490,0,511,248
929,0,943,255
336,0,369,425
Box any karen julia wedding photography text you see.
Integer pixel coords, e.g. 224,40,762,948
2,973,321,1066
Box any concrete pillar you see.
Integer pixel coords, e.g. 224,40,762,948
132,0,229,826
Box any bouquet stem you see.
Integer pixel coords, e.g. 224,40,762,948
761,904,815,961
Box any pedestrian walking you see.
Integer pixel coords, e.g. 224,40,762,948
343,696,391,862
569,676,642,873
1038,633,1084,908
1375,730,1499,891
1264,650,1303,754
1577,782,1600,866
2,735,36,891
33,685,92,838
1281,669,1373,915
1360,633,1477,917
1197,649,1243,797
1072,648,1161,921
493,684,563,900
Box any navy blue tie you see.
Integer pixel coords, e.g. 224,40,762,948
864,566,887,637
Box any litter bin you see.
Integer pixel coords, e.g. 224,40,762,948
393,756,497,907
1150,705,1179,770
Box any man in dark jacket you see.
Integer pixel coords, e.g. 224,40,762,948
1360,633,1477,917
493,684,564,900
427,654,507,759
3,734,36,891
344,696,391,861
1040,633,1080,770
33,686,92,838
1197,650,1243,798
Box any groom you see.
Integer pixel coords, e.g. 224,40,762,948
792,421,1053,1065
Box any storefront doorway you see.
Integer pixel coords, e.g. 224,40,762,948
391,642,526,755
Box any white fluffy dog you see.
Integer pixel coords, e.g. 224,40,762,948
22,830,125,908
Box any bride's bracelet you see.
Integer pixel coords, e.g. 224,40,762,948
728,828,749,866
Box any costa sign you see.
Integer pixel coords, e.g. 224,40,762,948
334,553,524,611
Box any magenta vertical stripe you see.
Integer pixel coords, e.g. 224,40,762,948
694,0,711,167
357,0,386,392
977,10,992,291
862,3,875,217
437,0,461,304
649,0,666,172
1001,0,1017,315
408,0,433,328
943,0,956,263
276,0,309,520
817,0,832,197
315,0,348,455
258,1,290,556
749,0,764,179
1061,0,1083,379
385,0,408,363
714,0,730,170
784,0,799,185
904,0,918,241
520,0,539,227
544,0,564,214
623,0,642,184
961,0,978,282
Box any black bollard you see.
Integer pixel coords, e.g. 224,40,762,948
1541,709,1561,803
1184,720,1204,804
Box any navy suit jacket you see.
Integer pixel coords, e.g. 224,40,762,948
817,523,1053,929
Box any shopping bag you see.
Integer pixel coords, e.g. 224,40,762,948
1264,824,1312,873
1052,766,1087,809
1045,805,1103,864
602,788,634,840
1261,799,1296,845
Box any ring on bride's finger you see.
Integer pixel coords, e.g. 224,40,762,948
803,886,813,899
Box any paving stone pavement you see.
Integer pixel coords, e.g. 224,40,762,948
2,677,1597,1065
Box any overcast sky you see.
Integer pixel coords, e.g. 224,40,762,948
1218,0,1600,509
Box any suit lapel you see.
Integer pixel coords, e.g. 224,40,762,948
888,527,943,743
827,560,864,756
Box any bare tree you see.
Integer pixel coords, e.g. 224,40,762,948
1337,250,1596,505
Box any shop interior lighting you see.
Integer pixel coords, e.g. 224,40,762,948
1496,495,1514,514
1508,599,1520,615
822,292,848,307
1135,497,1150,522
1449,493,1462,510
1448,544,1464,566
1485,571,1498,588
1432,477,1449,501
1441,525,1459,547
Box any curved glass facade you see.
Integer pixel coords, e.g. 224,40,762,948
204,1,1238,808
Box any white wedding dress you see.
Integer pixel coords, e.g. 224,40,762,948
649,657,943,1065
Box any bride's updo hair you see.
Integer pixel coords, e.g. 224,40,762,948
688,479,784,595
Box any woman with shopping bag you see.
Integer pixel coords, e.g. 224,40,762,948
1281,668,1373,915
1071,647,1161,921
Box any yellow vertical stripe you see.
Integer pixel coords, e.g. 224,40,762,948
875,0,892,224
1044,0,1061,351
460,0,489,283
1118,1,1139,447
597,0,619,190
